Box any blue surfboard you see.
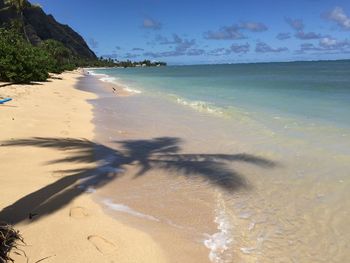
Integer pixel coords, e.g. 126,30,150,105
0,98,12,104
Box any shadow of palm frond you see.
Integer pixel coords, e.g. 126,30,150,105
0,137,278,225
117,138,277,189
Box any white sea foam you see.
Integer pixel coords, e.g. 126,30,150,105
88,71,142,94
204,194,233,263
172,95,224,116
103,199,160,222
124,87,142,94
100,76,118,83
86,71,107,77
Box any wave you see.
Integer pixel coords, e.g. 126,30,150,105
87,70,142,94
87,70,250,118
169,95,225,116
88,70,254,122
204,193,233,263
168,94,256,124
100,76,118,83
123,87,142,94
86,71,108,77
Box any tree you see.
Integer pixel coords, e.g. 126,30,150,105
40,39,75,73
4,0,30,42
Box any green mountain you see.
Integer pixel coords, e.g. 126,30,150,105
0,0,96,59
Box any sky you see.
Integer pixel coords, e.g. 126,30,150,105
34,0,350,65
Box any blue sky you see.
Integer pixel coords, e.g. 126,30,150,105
35,0,350,64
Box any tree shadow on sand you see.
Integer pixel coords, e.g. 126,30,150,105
0,137,278,225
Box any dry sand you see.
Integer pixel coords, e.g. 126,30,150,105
0,72,168,262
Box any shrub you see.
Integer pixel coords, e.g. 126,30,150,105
40,39,76,73
0,223,23,262
0,28,50,83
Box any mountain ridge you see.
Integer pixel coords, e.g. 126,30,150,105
0,0,97,59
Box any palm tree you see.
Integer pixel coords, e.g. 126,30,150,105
5,0,30,42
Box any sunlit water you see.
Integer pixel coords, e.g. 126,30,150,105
86,61,350,262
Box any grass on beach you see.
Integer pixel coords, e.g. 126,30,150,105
0,223,23,263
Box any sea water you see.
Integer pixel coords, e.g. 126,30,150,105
88,61,350,262
92,61,350,126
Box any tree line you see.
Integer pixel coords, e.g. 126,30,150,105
96,58,167,68
0,26,167,83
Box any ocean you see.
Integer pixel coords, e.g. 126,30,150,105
92,61,350,125
87,60,350,262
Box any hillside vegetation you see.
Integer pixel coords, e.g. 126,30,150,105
0,0,166,83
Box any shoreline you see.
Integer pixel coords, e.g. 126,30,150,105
78,72,215,263
0,72,169,262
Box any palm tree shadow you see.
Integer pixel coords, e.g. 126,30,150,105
0,137,278,225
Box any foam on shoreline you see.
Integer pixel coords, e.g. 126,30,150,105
169,95,225,116
204,193,233,263
103,199,160,222
87,70,142,94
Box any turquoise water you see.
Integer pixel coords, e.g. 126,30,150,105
92,60,350,129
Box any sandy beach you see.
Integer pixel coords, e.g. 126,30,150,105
0,72,168,263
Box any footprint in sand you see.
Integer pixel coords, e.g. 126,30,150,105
60,130,69,135
69,207,89,219
87,235,116,255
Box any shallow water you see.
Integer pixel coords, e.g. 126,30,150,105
92,61,350,129
84,63,350,262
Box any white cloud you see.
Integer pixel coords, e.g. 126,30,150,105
204,26,245,40
144,34,200,57
319,37,350,49
255,42,288,53
285,18,304,31
327,7,350,30
230,43,250,53
295,31,324,40
297,37,350,53
238,22,268,32
319,37,338,47
204,21,268,40
276,32,291,40
142,18,162,30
